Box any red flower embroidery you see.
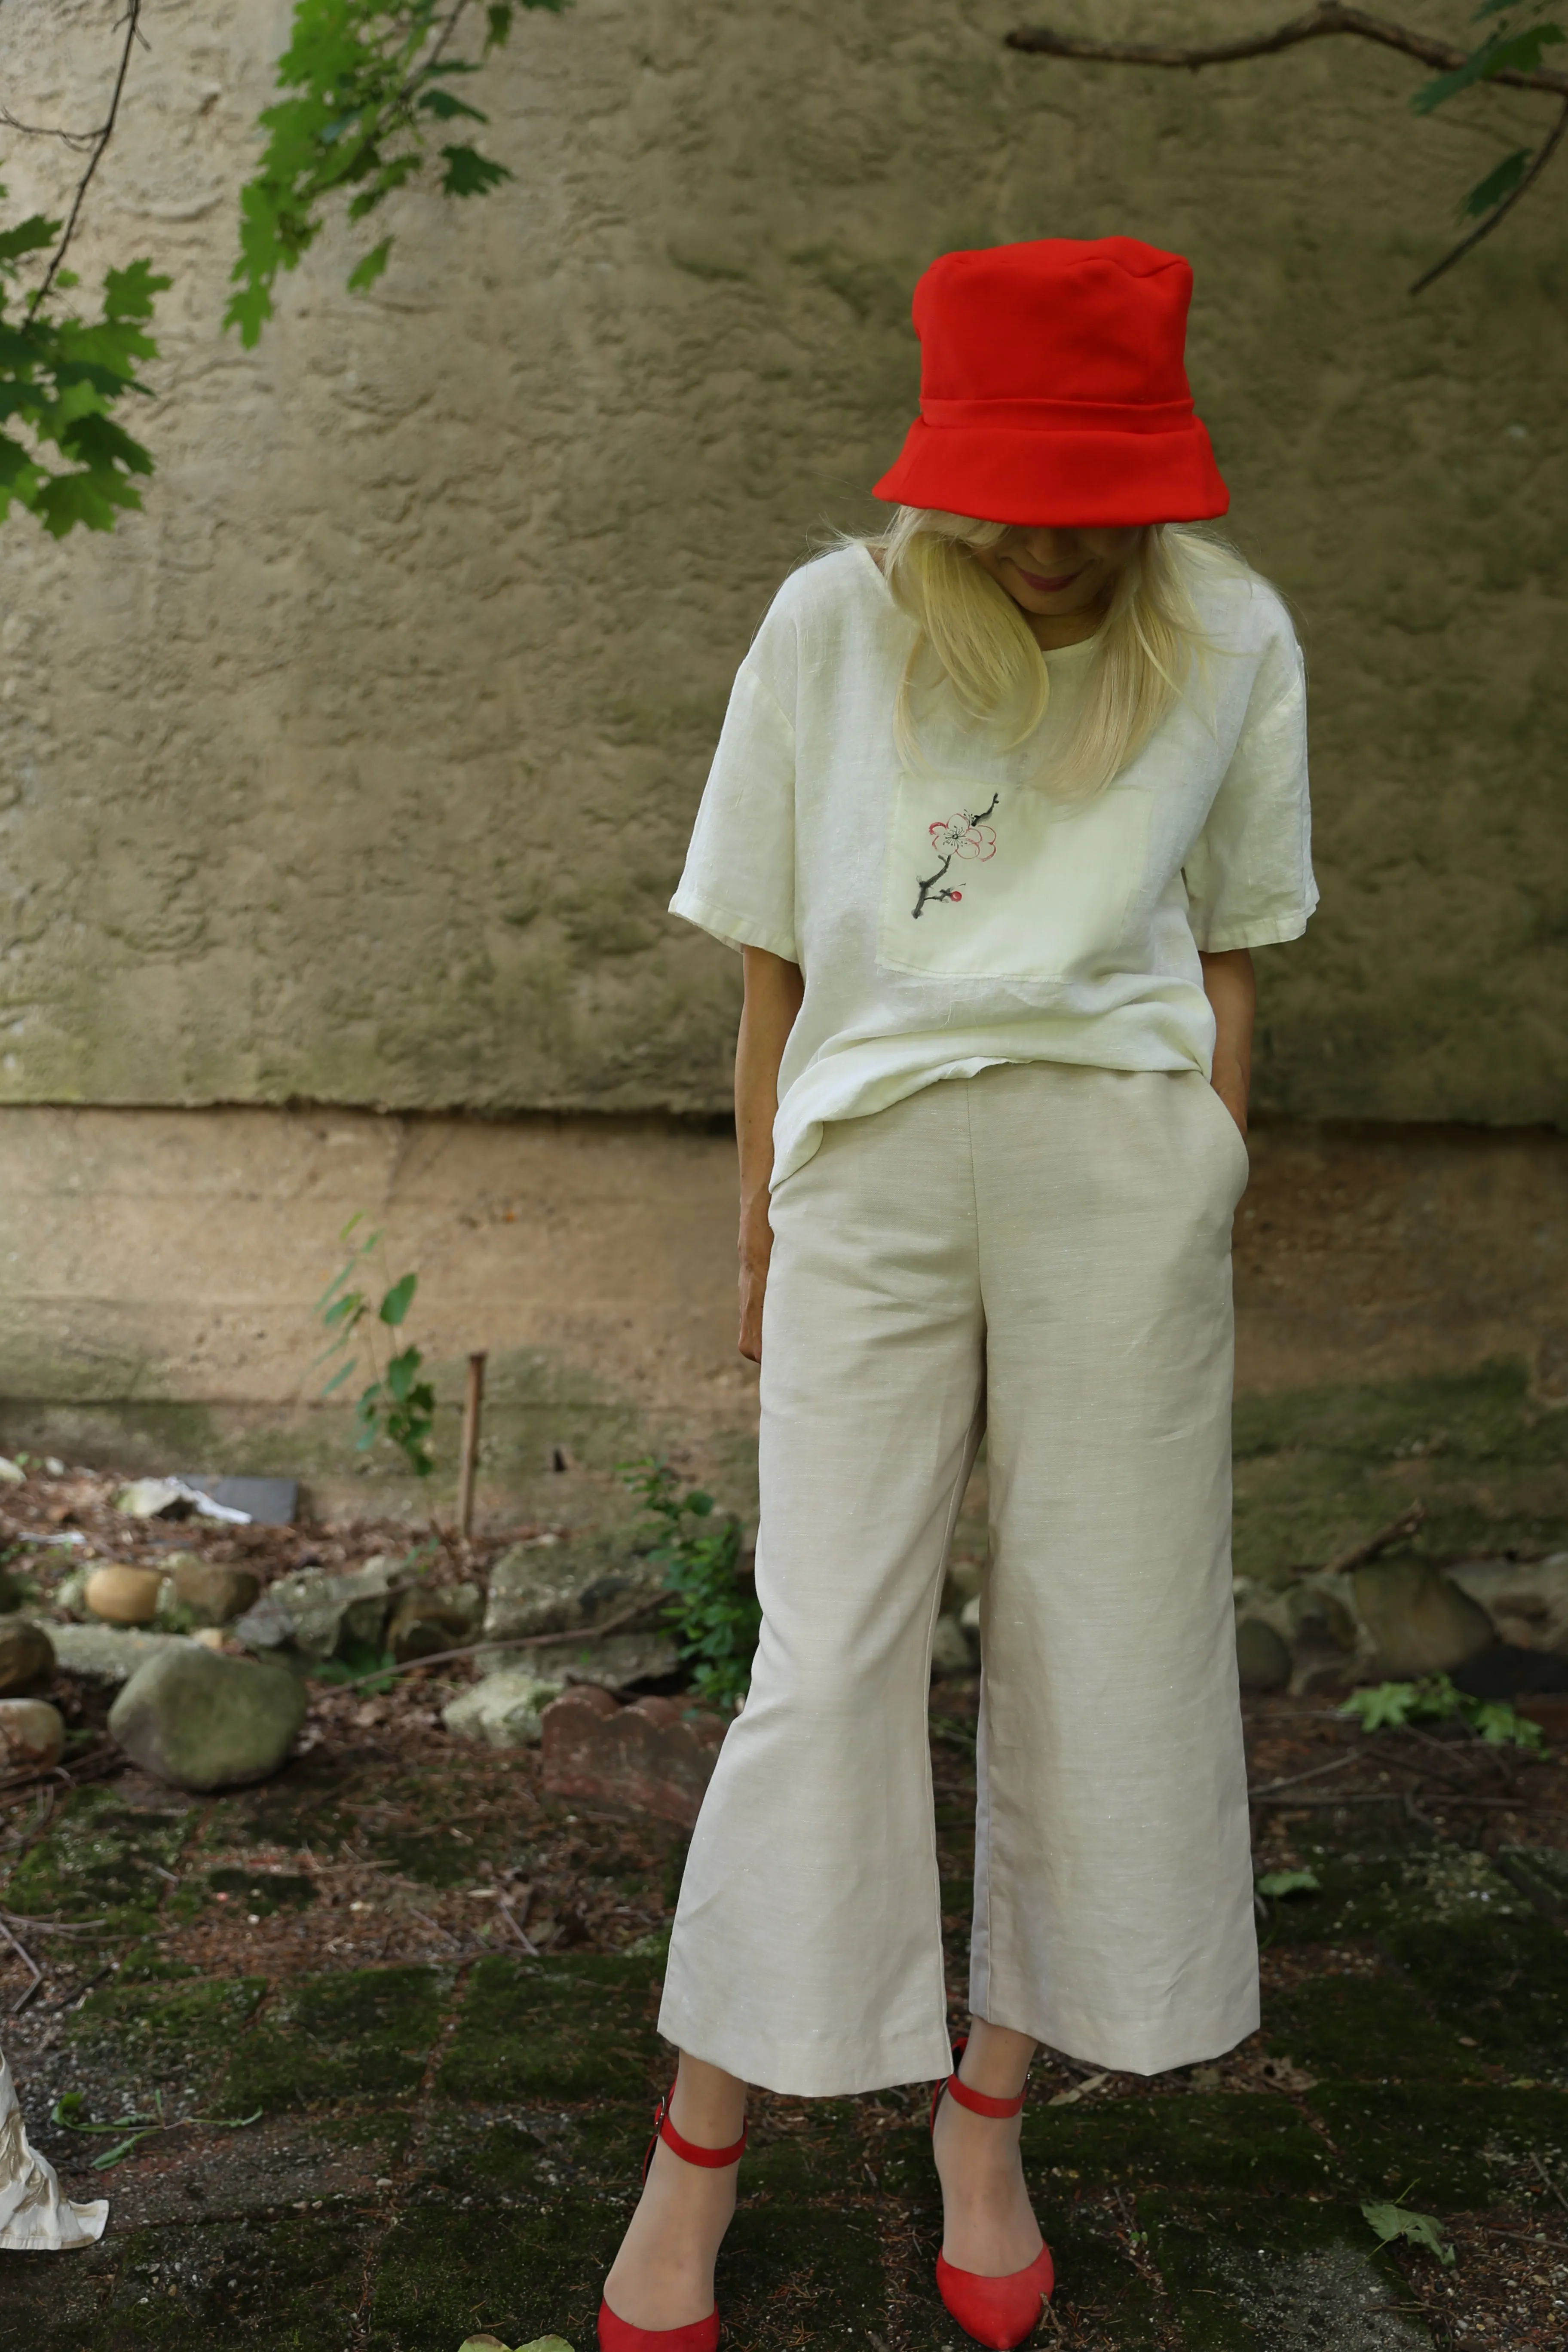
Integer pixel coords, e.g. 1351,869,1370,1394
928,811,997,861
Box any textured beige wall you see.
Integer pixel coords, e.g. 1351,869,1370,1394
1,0,1564,1121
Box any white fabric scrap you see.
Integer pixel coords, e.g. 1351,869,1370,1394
0,2051,107,2250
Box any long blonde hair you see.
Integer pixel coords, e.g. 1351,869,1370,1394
873,506,1238,796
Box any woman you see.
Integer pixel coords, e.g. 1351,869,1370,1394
600,235,1315,2352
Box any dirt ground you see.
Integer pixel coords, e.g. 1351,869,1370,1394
1,1606,1566,2349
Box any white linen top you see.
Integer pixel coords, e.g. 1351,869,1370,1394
671,543,1315,1189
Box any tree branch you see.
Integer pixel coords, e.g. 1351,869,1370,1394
1409,92,1568,288
25,0,146,323
1006,3,1568,99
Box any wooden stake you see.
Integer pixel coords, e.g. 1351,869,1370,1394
456,1350,486,1541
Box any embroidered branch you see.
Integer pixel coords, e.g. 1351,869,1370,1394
912,793,999,918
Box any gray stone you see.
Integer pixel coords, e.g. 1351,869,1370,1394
498,1629,679,1690
1447,1554,1568,1657
1354,1560,1495,1679
1236,1616,1291,1693
176,1475,297,1525
50,1623,200,1688
235,1556,395,1660
441,1669,565,1749
481,1534,660,1642
108,1648,307,1790
0,1568,27,1614
165,1554,261,1628
0,1619,55,1697
930,1614,972,1678
388,1583,483,1663
0,1699,65,1768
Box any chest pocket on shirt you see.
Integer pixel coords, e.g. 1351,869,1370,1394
876,770,1154,983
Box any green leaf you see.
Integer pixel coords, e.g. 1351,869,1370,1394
485,3,514,43
1412,22,1565,113
92,2128,159,2170
1255,1868,1321,1899
1461,146,1532,215
438,144,511,198
102,259,173,322
1361,2201,1456,2266
346,236,393,292
417,88,489,122
0,214,59,267
379,1271,417,1326
319,1359,357,1397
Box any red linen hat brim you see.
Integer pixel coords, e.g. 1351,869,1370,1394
872,415,1230,527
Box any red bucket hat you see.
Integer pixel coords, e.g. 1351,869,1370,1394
873,236,1228,528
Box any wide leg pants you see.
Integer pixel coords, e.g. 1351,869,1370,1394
657,1060,1258,2095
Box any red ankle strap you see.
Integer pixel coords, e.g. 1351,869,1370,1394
943,2072,1026,2119
654,2086,748,2170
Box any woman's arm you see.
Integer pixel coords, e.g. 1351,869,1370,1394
735,946,805,1363
1200,947,1255,1139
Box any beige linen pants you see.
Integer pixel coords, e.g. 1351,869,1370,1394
658,1060,1258,2096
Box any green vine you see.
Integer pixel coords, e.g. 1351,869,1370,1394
625,1460,761,1714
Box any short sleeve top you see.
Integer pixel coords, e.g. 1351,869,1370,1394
672,543,1315,1187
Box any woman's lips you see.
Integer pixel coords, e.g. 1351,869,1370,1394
1013,562,1084,593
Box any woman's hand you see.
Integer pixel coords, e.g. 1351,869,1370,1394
1199,946,1256,1141
734,947,804,1364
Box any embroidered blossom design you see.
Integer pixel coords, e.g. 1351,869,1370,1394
928,811,997,862
913,793,999,919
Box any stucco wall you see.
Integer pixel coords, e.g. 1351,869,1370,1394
2,0,1564,1121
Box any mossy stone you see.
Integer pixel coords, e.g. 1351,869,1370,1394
367,2193,625,2352
435,1954,662,2103
1141,2193,1432,2350
1310,2082,1568,2208
1381,1914,1568,2078
1021,2093,1336,2196
1263,1973,1487,2082
3,1786,194,1929
109,1645,307,1790
1235,1615,1291,1692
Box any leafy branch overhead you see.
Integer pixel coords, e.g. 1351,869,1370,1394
1008,1,1568,291
227,0,570,347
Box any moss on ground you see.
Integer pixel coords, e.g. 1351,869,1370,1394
4,1789,196,1932
1143,2194,1432,2349
1311,2083,1568,2209
1021,2094,1337,2197
1262,1973,1489,2083
435,1954,664,2103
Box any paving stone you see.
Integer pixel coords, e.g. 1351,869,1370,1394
4,1786,196,1930
1142,2193,1434,2349
0,2209,376,2350
366,2190,625,2352
1020,2093,1337,2196
1262,1975,1490,2084
1381,1913,1568,2079
717,2201,888,2351
415,2105,648,2201
436,1953,663,2103
217,1966,453,2114
1310,2082,1568,2208
55,1977,267,2122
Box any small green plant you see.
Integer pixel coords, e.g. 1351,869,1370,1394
1362,2194,1456,2267
1255,1868,1321,1900
315,1213,437,1478
625,1459,760,1714
51,2088,260,2171
1340,1673,1547,1754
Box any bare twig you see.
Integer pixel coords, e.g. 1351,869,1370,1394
0,107,107,149
0,1912,43,2012
1248,1752,1359,1799
1412,96,1568,290
1308,1502,1427,1580
497,1883,539,1956
0,1909,109,1935
26,0,146,321
1007,6,1568,293
322,1589,668,1696
1532,2150,1568,2216
1007,5,1568,97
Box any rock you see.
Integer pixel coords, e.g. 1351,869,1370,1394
0,1699,65,1769
0,1619,55,1697
1354,1560,1495,1679
84,1565,163,1626
108,1648,307,1790
441,1669,565,1749
113,1478,194,1520
540,1686,727,1829
1450,1644,1568,1702
48,1623,194,1688
0,1457,24,1485
1446,1554,1568,1657
511,1630,680,1690
482,1533,660,1642
0,1569,27,1614
190,1627,231,1653
930,1614,971,1678
165,1554,261,1628
1236,1616,1291,1693
234,1556,395,1660
388,1583,483,1663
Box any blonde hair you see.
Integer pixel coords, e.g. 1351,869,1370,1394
873,507,1239,796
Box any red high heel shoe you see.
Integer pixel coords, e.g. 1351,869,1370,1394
597,2080,748,2352
930,2037,1055,2349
